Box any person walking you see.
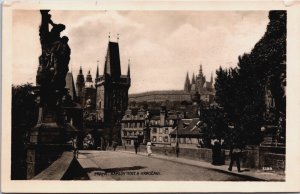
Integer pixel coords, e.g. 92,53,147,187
71,136,78,159
146,141,152,156
134,140,139,154
112,141,117,151
228,142,242,172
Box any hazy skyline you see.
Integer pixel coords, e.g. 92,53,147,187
13,10,269,94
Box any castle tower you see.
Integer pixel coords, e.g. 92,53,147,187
76,66,85,104
184,72,191,92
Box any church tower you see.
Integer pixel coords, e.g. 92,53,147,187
76,66,85,104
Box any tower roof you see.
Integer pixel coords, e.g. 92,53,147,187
65,72,77,100
127,59,131,77
184,72,191,92
96,61,99,78
104,41,121,79
192,73,196,84
85,69,94,88
79,66,83,74
199,64,203,77
76,66,85,85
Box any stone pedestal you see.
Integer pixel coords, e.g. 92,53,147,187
26,89,72,179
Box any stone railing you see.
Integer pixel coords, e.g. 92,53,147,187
115,144,285,171
32,151,88,180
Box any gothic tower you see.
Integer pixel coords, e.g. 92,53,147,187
95,41,131,127
76,66,85,104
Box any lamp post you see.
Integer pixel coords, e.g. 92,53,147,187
176,112,180,157
144,110,150,144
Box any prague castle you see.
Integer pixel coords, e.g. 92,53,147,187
129,64,215,104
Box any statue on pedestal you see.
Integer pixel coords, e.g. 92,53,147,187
26,10,73,179
36,10,71,104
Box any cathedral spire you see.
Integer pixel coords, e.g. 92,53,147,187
184,72,191,92
199,64,203,77
192,73,195,84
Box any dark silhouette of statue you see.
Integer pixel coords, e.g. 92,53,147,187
36,10,71,94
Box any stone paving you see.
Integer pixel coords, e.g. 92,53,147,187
76,150,282,181
119,150,285,181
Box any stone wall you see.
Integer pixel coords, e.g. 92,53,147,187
116,144,285,171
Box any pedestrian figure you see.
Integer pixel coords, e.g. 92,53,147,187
112,141,117,151
228,143,242,172
212,139,223,165
71,136,78,159
134,140,139,154
146,141,152,156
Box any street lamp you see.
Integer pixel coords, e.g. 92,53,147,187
176,112,180,157
143,111,150,144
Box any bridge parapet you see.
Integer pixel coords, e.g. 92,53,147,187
32,152,73,180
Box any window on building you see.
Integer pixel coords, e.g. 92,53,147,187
126,115,130,118
152,128,157,133
159,128,163,134
171,138,176,143
164,137,168,142
159,136,163,142
140,114,143,118
152,136,157,142
165,128,169,134
127,140,131,145
139,122,142,128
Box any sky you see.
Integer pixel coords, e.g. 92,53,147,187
12,10,269,94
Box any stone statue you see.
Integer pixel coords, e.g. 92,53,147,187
36,10,71,92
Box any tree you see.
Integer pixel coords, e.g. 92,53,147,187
214,11,286,145
11,83,38,179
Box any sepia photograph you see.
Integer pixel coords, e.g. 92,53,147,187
2,1,300,193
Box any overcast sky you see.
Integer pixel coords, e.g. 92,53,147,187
13,10,269,94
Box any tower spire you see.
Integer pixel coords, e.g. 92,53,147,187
211,72,213,83
79,66,83,74
184,71,191,92
127,58,131,78
192,73,195,84
199,64,203,76
96,60,99,78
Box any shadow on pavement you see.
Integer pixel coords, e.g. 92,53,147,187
84,166,147,173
